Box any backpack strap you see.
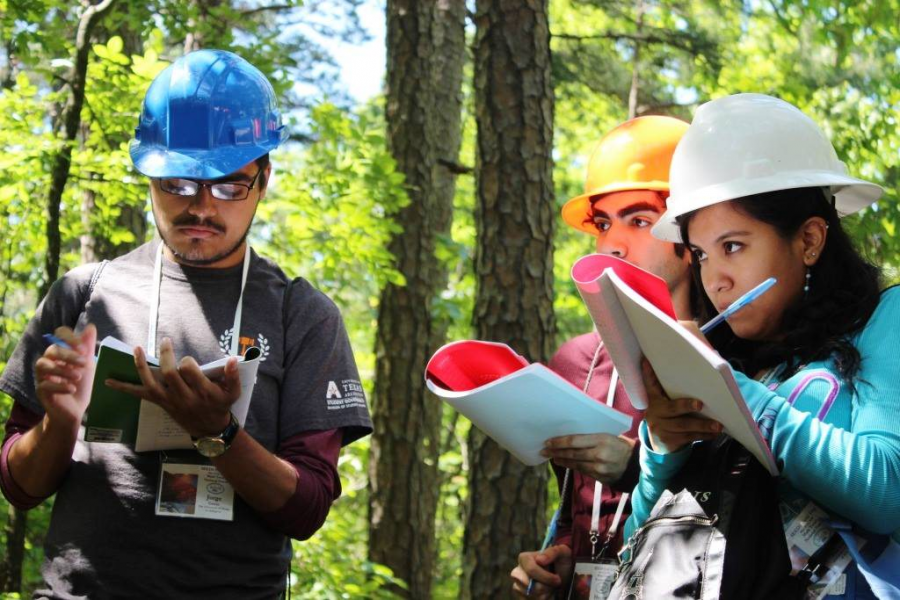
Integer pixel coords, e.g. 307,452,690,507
277,277,298,447
82,259,109,309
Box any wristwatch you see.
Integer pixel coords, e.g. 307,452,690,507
192,412,240,458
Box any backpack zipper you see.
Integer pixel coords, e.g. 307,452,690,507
618,513,719,568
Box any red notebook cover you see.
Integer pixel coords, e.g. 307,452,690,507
425,341,529,392
571,254,677,320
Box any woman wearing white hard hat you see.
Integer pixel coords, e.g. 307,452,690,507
629,94,900,598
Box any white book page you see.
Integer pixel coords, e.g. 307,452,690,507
98,336,261,452
428,363,632,466
604,270,778,475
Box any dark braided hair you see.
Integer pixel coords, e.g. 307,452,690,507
678,187,881,386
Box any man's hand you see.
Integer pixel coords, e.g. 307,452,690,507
542,433,636,482
641,358,722,453
510,545,573,599
35,324,97,430
105,337,240,437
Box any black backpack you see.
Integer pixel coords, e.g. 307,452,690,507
608,436,806,599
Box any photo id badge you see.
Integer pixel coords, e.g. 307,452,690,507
568,560,618,600
155,461,235,521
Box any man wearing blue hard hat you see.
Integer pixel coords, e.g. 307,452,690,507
0,50,372,598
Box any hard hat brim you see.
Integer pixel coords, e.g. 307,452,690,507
130,139,280,180
562,180,670,236
652,173,883,243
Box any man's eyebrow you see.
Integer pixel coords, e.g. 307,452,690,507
214,172,254,183
617,202,662,218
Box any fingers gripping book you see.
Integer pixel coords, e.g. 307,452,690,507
424,340,632,466
84,336,261,452
571,254,778,475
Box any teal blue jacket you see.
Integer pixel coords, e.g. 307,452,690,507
626,287,900,545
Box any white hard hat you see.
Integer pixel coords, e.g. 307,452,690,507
652,93,882,242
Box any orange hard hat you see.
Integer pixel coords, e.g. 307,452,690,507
562,115,689,235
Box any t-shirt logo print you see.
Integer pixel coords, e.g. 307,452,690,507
326,381,342,399
219,328,270,361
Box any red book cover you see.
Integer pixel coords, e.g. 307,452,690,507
571,254,676,320
424,340,529,392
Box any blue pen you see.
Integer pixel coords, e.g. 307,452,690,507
700,277,777,334
43,333,73,350
526,506,561,596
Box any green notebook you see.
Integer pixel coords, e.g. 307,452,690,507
84,338,157,444
84,337,261,450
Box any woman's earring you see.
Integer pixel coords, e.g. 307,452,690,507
804,267,812,296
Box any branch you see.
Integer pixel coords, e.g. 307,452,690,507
240,3,296,18
81,96,117,150
765,0,798,36
438,158,473,175
75,0,116,51
552,30,699,55
636,101,695,116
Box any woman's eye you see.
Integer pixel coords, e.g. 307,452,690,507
692,248,707,262
594,221,611,232
724,241,743,254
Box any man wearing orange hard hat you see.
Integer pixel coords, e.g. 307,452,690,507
511,116,705,600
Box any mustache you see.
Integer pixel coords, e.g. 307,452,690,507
171,214,226,233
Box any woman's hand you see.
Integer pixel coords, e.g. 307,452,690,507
641,358,723,453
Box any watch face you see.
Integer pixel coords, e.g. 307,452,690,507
195,438,226,458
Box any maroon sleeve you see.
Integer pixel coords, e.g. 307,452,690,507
257,427,343,540
1,403,48,509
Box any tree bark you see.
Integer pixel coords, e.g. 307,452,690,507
41,0,116,299
627,0,646,119
463,1,556,598
367,1,466,598
81,16,147,263
183,0,225,53
0,505,27,593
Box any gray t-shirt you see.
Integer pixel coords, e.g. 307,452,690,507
0,241,372,600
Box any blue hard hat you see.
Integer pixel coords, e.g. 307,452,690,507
130,49,287,179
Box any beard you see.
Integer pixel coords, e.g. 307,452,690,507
154,206,253,267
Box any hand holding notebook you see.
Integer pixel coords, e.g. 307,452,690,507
571,254,778,475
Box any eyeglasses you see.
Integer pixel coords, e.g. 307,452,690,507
157,167,263,201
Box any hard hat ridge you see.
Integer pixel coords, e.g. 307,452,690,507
130,49,287,180
561,115,689,236
652,93,882,242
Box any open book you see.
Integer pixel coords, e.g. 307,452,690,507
425,340,632,466
84,336,261,452
571,254,778,475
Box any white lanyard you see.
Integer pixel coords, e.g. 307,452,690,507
589,366,628,560
147,242,251,358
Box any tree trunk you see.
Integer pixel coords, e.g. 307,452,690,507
0,506,27,594
81,15,147,263
463,1,556,598
40,0,116,299
368,1,466,598
627,0,646,119
183,0,225,53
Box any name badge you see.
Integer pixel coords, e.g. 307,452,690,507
155,461,235,521
568,560,618,600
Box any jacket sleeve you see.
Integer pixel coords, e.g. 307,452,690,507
623,421,692,540
730,289,900,535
